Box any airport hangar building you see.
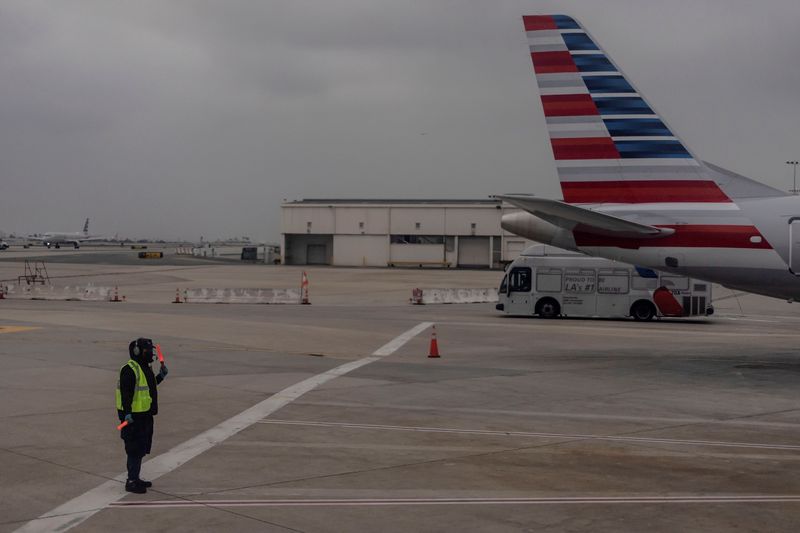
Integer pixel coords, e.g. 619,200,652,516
280,199,534,269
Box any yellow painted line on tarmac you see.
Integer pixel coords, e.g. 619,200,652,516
0,326,40,334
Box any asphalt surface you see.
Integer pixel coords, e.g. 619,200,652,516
1,248,799,532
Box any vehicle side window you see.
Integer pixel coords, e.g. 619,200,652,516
536,268,562,292
598,269,630,294
509,267,532,293
631,274,658,290
564,268,595,293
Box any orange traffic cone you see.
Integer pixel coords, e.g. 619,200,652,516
173,288,182,304
110,286,122,303
428,325,440,358
301,271,310,305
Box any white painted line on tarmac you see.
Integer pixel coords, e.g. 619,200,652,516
108,495,800,508
13,322,434,533
257,419,800,452
715,316,773,323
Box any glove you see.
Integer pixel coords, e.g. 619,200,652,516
157,365,168,380
124,413,134,425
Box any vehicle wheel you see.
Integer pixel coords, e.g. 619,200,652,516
535,297,560,318
55,243,60,249
631,300,656,321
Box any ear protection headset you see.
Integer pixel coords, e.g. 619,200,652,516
132,338,152,357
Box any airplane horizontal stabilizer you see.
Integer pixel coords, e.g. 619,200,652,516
498,195,674,238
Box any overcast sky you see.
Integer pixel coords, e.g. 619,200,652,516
2,0,799,241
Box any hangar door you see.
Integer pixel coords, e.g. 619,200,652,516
284,234,332,265
458,237,489,268
307,244,328,265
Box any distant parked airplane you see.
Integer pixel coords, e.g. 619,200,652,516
500,14,800,301
29,218,103,249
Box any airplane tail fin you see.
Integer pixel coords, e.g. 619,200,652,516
523,15,730,205
83,218,89,235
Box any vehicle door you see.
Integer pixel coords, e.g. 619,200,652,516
505,266,533,315
562,268,596,316
596,269,630,317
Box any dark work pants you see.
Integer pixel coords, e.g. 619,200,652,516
120,415,154,481
126,454,142,481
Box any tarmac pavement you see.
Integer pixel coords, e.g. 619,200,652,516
1,251,799,532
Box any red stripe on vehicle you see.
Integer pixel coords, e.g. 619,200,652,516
562,180,731,203
531,51,578,74
552,137,620,160
523,15,557,31
574,225,771,249
653,287,685,316
541,94,598,117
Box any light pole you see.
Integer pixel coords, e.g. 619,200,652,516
788,161,799,195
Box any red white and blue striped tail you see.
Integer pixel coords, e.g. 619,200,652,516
523,15,731,206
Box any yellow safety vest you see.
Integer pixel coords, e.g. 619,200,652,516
115,360,152,413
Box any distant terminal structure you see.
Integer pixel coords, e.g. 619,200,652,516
280,199,534,269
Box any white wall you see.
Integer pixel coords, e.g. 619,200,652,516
334,207,389,235
444,207,502,236
282,206,336,234
281,202,524,268
333,235,388,266
389,208,445,235
389,243,446,264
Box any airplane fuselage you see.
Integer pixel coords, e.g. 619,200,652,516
39,232,86,248
502,195,800,301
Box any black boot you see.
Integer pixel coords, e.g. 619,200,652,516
125,479,147,494
137,479,153,488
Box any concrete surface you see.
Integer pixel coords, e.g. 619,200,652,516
1,248,799,532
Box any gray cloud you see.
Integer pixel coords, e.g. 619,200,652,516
1,0,798,241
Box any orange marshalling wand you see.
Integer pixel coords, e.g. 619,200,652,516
156,344,165,365
117,420,129,431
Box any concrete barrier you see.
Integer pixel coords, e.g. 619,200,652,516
183,288,302,304
412,288,498,305
3,284,114,301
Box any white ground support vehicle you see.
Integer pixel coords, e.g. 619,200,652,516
496,246,713,321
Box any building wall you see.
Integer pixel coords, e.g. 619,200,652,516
444,208,502,236
389,243,447,264
334,208,389,235
389,207,446,235
333,235,388,266
281,202,537,268
282,206,336,234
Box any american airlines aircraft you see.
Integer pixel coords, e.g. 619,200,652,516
500,15,800,301
29,218,102,249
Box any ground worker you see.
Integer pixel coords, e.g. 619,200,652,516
116,337,168,494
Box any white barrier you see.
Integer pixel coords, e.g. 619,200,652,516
184,288,302,304
412,288,498,305
3,284,114,301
